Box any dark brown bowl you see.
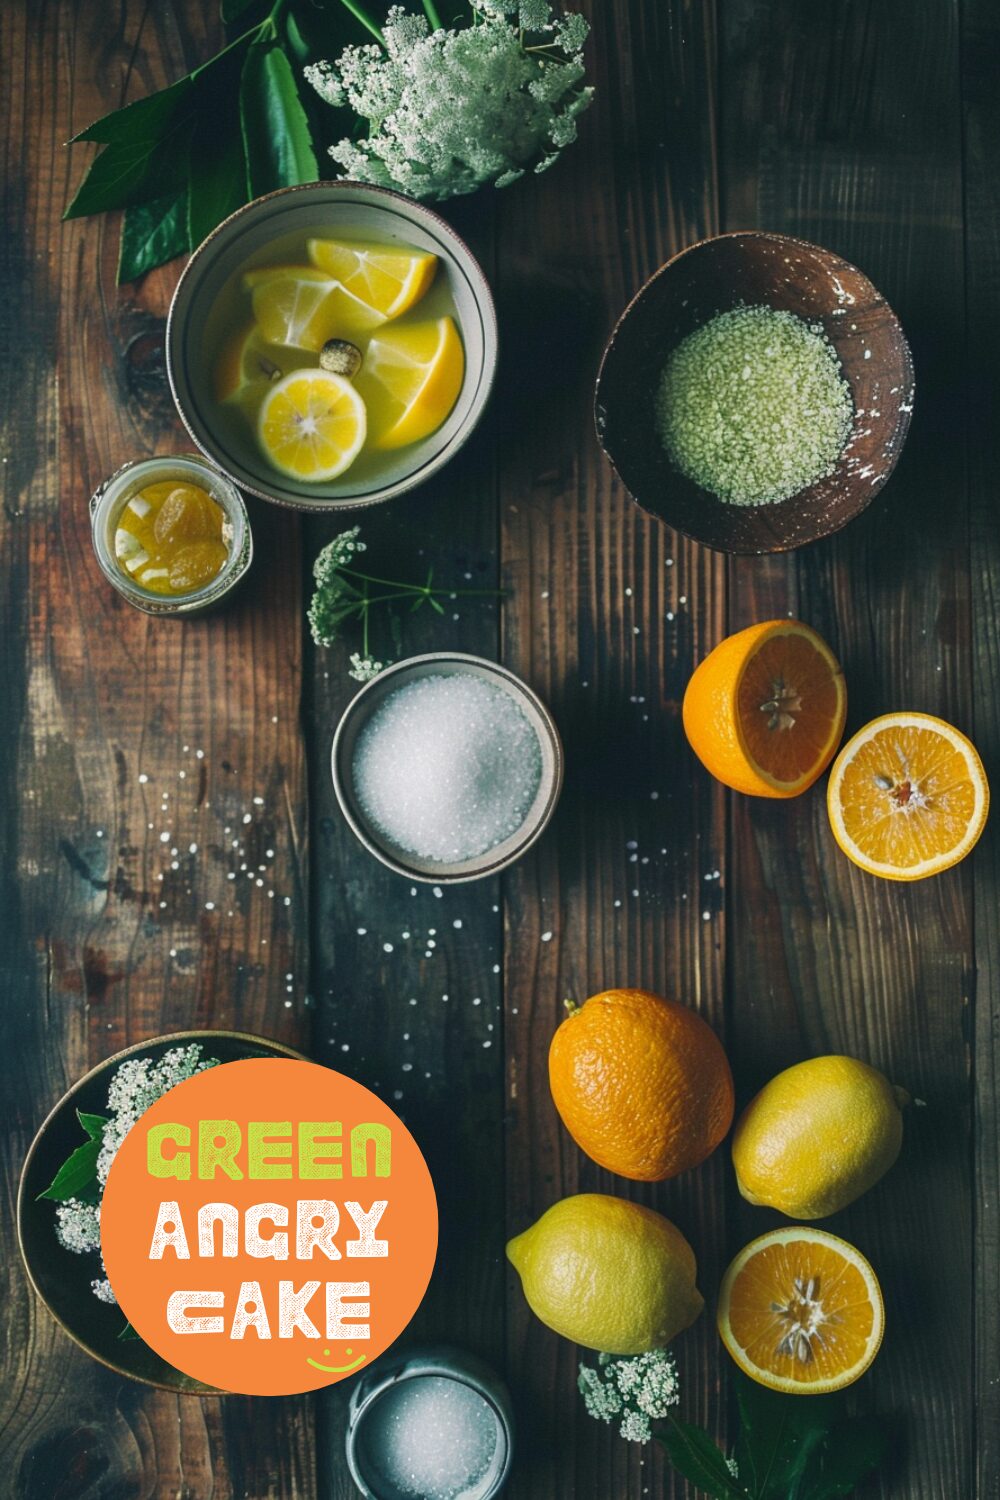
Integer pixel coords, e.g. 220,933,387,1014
17,1030,306,1393
594,231,914,554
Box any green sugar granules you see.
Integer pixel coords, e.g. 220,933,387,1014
655,304,854,507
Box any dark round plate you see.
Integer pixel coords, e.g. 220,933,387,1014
17,1029,305,1393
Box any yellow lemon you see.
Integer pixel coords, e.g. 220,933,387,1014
257,369,367,483
354,316,464,450
243,265,385,351
506,1193,703,1354
306,238,438,320
718,1227,884,1394
732,1055,908,1219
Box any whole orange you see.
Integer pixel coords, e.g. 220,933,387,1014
548,988,734,1181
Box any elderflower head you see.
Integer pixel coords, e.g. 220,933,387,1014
579,1349,681,1443
348,653,389,682
309,528,367,648
305,2,593,202
98,1044,218,1186
51,1043,219,1314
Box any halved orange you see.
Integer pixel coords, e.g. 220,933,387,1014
718,1227,884,1394
683,621,846,797
827,711,988,880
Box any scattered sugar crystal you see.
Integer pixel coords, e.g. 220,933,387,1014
357,1375,500,1500
352,674,543,863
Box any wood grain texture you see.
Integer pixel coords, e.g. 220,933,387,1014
3,0,998,1496
720,1,973,1495
962,0,1000,1495
1,2,314,1495
498,4,727,1495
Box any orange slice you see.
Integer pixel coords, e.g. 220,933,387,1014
718,1227,884,1394
827,712,988,880
257,369,367,482
306,238,437,320
683,620,846,797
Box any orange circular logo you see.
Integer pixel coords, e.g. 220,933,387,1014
100,1058,437,1395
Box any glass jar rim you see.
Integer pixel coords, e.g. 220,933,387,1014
90,455,251,612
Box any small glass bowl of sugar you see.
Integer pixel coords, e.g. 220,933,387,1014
332,653,563,883
345,1347,514,1500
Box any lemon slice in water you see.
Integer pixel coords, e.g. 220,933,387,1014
257,369,367,482
354,316,464,450
243,265,384,351
306,238,437,320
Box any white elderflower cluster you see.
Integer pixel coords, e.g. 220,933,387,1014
578,1349,681,1443
97,1044,218,1186
54,1199,101,1254
53,1043,218,1310
305,1,593,201
348,652,389,682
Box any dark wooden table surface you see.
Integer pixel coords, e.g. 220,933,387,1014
2,1,998,1496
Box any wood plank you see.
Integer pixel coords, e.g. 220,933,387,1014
499,3,726,1495
961,0,1000,1493
304,201,506,1497
0,3,314,1494
719,1,972,1495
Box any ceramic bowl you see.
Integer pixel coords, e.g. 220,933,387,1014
17,1029,305,1393
595,230,915,554
345,1345,514,1500
331,653,563,884
167,182,497,512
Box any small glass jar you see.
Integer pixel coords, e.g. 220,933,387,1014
90,454,252,616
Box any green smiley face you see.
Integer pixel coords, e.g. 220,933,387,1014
306,1346,368,1374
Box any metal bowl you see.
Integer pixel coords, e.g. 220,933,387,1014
595,231,914,554
345,1345,514,1500
167,182,497,513
331,653,563,884
17,1029,305,1393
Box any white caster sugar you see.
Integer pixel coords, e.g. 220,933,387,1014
352,674,543,863
357,1375,500,1500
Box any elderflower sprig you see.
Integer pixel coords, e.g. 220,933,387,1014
305,1,593,202
578,1349,681,1444
49,1044,219,1314
308,526,501,679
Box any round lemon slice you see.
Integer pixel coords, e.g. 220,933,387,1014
718,1226,884,1395
306,238,437,320
354,316,464,450
827,711,989,880
257,369,367,483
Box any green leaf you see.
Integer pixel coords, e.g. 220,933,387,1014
240,41,319,197
186,44,250,246
118,189,190,283
657,1420,747,1500
76,1110,108,1141
37,1137,101,1202
789,1416,888,1500
734,1376,839,1499
64,109,196,219
71,75,194,145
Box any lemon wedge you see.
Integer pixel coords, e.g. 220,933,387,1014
242,265,385,351
306,238,437,321
354,316,464,450
257,369,367,482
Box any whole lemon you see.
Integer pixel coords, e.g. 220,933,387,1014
548,989,734,1181
506,1192,703,1354
732,1055,909,1219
